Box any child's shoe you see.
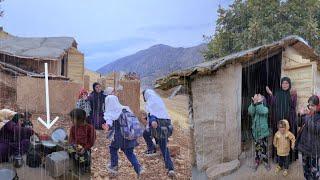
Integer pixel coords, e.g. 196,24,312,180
252,160,259,172
107,164,119,174
137,166,145,179
275,165,281,174
283,169,288,176
264,163,271,171
144,149,157,157
168,170,175,178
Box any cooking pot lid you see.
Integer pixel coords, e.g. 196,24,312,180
51,127,67,143
0,168,16,178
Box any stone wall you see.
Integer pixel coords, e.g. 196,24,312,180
191,63,242,171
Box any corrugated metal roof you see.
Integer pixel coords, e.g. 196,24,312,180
0,36,77,60
155,35,320,90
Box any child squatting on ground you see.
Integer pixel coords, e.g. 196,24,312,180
248,94,271,171
273,119,295,177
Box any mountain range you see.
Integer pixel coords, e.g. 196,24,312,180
97,43,208,88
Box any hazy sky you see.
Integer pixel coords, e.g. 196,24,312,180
0,0,231,70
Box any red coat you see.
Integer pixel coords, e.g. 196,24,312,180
69,124,96,150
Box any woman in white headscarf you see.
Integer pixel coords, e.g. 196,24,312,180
142,89,175,177
102,95,143,177
103,87,115,96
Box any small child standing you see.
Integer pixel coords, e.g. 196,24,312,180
76,88,91,121
68,108,96,174
248,94,271,171
273,119,295,176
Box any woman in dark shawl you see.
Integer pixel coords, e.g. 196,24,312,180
88,82,106,129
0,112,34,162
266,77,298,162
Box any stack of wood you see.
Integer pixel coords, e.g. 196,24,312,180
123,72,139,80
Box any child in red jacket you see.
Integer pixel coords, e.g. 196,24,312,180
69,108,96,174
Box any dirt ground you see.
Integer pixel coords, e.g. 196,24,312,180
3,94,192,180
222,140,304,180
222,155,304,180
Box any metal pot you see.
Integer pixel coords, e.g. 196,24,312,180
30,134,41,151
41,140,57,155
0,168,18,180
13,154,23,168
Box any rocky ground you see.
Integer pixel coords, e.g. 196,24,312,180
29,95,192,179
90,128,191,180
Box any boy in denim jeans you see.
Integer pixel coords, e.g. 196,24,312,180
142,89,175,177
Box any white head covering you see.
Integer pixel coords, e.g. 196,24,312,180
103,95,131,126
0,109,17,129
144,89,170,119
104,87,114,95
0,109,17,121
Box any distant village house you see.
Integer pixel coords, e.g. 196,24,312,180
0,28,84,114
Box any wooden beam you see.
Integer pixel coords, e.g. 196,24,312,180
283,62,312,71
0,61,36,75
241,49,282,68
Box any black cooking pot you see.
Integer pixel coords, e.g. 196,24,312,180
41,141,57,155
26,151,41,168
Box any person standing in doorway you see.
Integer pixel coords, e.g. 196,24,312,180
88,82,106,129
273,119,295,177
248,94,271,171
266,77,298,162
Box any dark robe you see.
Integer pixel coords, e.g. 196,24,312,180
0,120,33,162
88,83,106,129
268,78,298,162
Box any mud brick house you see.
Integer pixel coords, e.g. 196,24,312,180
155,36,320,179
0,28,83,114
0,28,84,84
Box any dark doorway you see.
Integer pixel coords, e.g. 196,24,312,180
241,53,282,150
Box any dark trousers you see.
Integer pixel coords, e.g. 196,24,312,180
143,129,174,171
278,155,289,169
254,137,268,164
109,146,141,174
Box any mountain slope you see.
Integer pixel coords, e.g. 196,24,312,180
97,43,207,88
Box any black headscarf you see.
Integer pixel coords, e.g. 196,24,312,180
89,82,105,116
274,77,292,120
11,114,21,124
92,82,100,93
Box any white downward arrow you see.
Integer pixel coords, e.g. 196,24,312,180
37,63,59,129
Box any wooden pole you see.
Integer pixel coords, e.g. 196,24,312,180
113,71,116,95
